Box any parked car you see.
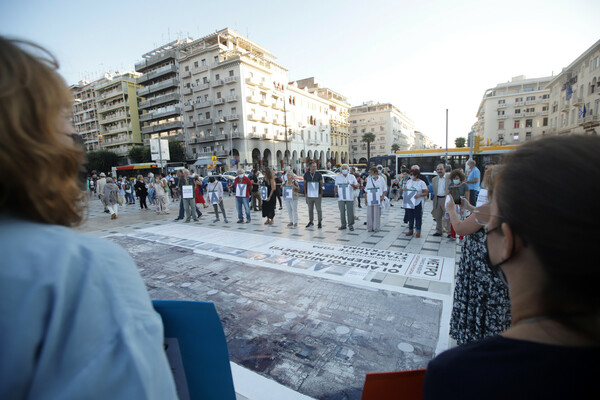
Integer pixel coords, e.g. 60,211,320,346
298,175,336,197
201,175,236,194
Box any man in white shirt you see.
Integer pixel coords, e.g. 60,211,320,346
431,163,450,236
334,164,359,231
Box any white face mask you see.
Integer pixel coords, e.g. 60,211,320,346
453,179,461,185
238,174,244,178
342,169,348,175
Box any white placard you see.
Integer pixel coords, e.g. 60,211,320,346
306,181,319,198
476,188,488,207
260,186,269,201
182,185,194,199
402,189,416,209
235,183,247,197
337,183,352,201
366,187,381,206
283,186,293,201
208,191,220,205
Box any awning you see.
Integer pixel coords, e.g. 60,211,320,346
193,158,225,166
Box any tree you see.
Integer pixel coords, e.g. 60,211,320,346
391,144,400,152
361,132,376,162
128,146,151,163
455,137,466,148
85,150,119,175
168,140,186,162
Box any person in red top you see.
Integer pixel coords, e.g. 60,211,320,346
233,169,252,223
194,177,209,208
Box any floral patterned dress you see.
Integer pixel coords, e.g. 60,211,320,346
449,229,511,345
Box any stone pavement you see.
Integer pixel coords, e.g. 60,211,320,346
76,193,460,400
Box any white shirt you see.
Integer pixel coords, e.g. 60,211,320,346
436,176,447,197
365,176,387,206
334,173,358,201
406,178,428,207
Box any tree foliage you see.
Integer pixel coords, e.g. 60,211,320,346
168,140,186,162
391,144,400,152
85,150,119,175
455,137,466,148
361,132,376,162
128,146,151,163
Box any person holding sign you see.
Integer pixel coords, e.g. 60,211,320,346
234,169,252,223
403,168,428,237
178,169,197,222
207,176,228,223
334,164,359,231
283,171,299,227
261,168,277,225
364,167,387,232
303,162,323,229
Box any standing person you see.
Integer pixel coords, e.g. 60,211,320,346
134,174,148,210
351,168,362,209
153,173,169,215
124,178,135,205
283,171,299,227
178,169,198,223
96,172,108,213
102,177,119,220
261,168,277,225
249,169,261,211
448,169,470,239
233,169,252,223
403,167,428,238
194,177,209,209
465,159,480,206
431,163,450,237
364,167,387,232
275,172,283,210
173,169,185,221
424,136,600,399
384,167,394,206
206,176,228,223
446,165,510,346
334,164,359,231
0,37,177,399
303,162,323,229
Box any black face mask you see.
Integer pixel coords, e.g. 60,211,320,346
484,227,514,287
209,178,215,183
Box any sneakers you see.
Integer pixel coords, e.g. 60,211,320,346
237,220,243,223
213,219,220,223
432,232,442,237
338,226,346,230
193,219,199,222
246,219,251,223
224,218,229,223
305,222,314,228
349,226,354,231
287,222,294,227
184,219,191,223
317,222,322,229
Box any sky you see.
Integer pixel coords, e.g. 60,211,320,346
2,0,600,147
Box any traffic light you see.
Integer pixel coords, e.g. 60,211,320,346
473,136,484,154
98,134,102,143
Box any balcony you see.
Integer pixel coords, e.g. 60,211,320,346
523,112,536,117
98,102,125,113
214,98,225,105
260,116,270,124
224,76,238,84
102,125,129,135
259,98,270,107
181,70,192,79
583,114,599,124
212,79,224,87
102,113,127,122
184,121,195,128
272,102,285,111
247,95,260,104
525,100,536,105
248,114,260,121
97,89,123,100
514,101,525,107
561,103,570,112
138,92,179,109
191,65,209,75
195,101,212,109
572,96,584,106
258,81,270,91
135,50,177,71
226,114,240,121
541,110,549,116
141,120,183,135
184,104,194,112
497,114,508,120
197,118,213,126
273,118,283,125
246,77,260,86
497,103,507,108
216,150,228,157
182,87,193,95
138,78,180,96
136,64,177,84
193,83,210,92
250,132,262,139
225,94,238,102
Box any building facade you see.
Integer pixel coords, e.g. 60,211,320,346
349,102,415,163
413,131,437,150
547,39,600,136
475,75,552,145
95,72,143,159
135,39,191,148
70,80,100,151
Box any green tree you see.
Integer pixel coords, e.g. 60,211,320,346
128,146,151,163
361,132,376,162
168,140,186,162
391,143,400,152
85,150,119,174
455,137,466,148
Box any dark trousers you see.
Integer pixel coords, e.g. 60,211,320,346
406,203,423,232
469,190,478,206
178,198,202,219
139,194,147,209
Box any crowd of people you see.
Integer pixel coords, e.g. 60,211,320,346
2,37,598,398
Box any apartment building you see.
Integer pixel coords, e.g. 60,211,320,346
294,77,350,167
413,131,437,150
70,80,100,151
349,102,415,163
95,72,142,159
475,75,552,145
135,39,192,147
547,39,600,136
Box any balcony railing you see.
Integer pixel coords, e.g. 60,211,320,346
102,113,127,122
140,106,182,122
226,114,240,120
138,78,179,96
182,87,193,95
497,114,508,120
247,95,260,104
583,114,599,124
214,98,225,105
497,103,507,108
184,121,195,128
225,94,238,102
191,65,209,75
246,77,259,86
97,89,123,100
224,76,238,84
197,118,213,126
212,79,224,87
184,104,194,112
523,112,536,117
195,101,212,109
514,101,525,106
138,92,179,109
135,50,176,71
181,70,192,79
193,83,210,92
137,64,177,84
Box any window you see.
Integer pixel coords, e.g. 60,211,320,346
498,110,505,116
230,88,235,95
194,61,198,68
201,59,206,66
203,77,208,84
514,109,521,115
513,134,519,141
515,97,523,103
216,92,221,99
205,112,210,119
526,132,532,141
514,120,520,129
543,117,548,127
203,94,208,101
215,74,220,80
214,56,219,63
231,107,236,114
498,99,505,104
229,70,234,77
498,121,504,130
526,96,535,101
217,110,223,118
525,119,533,128
185,66,189,71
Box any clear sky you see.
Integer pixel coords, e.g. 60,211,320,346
2,0,599,147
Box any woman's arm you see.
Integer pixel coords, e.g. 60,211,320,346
268,178,276,198
447,198,481,236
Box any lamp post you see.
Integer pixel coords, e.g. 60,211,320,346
283,90,289,168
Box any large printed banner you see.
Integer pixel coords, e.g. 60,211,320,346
128,226,454,284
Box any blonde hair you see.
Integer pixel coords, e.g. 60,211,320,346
0,37,85,226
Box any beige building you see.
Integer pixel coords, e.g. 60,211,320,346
413,131,437,150
475,75,552,146
70,80,100,151
547,39,600,136
349,101,415,163
95,72,143,159
135,39,192,147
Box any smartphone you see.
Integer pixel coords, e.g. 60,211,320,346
449,187,461,205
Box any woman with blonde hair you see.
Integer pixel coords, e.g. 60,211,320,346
0,37,177,398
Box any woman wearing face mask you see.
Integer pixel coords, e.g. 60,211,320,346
447,169,470,239
424,136,600,399
403,168,428,238
334,164,359,231
364,167,387,232
444,166,511,346
261,168,277,225
206,176,228,223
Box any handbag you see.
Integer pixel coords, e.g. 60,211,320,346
381,196,390,211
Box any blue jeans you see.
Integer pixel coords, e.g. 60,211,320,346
406,203,423,232
236,197,251,221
